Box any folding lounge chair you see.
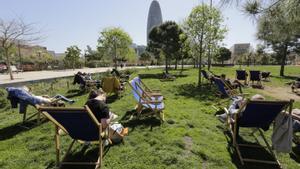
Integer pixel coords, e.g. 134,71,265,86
38,106,106,169
249,70,263,88
236,70,248,85
225,99,293,167
213,77,242,99
101,76,124,96
201,70,212,84
129,78,164,121
291,110,300,144
261,71,271,81
6,87,65,125
133,77,162,97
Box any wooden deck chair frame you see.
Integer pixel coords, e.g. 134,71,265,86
135,77,162,97
129,79,164,121
214,77,244,99
225,99,293,167
39,106,105,169
20,97,64,125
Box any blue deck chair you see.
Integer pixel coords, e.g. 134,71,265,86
213,77,241,99
249,70,263,88
201,70,212,84
236,70,248,85
38,106,106,169
134,77,162,96
129,78,164,121
225,99,293,167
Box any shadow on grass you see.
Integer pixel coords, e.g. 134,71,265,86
46,144,111,169
272,75,299,81
174,83,218,102
0,119,45,141
120,110,161,131
65,89,87,98
222,129,281,169
106,94,119,104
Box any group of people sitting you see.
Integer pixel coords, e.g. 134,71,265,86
73,71,101,89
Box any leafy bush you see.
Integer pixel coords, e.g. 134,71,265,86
0,88,8,109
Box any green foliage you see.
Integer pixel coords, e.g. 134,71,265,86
257,3,300,76
148,21,183,73
140,52,152,62
185,4,227,86
0,88,8,109
84,45,103,62
64,45,81,69
97,27,133,69
215,47,231,64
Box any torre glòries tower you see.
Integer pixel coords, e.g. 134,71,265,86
147,0,163,43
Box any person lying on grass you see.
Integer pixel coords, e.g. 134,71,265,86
216,94,265,123
85,89,118,130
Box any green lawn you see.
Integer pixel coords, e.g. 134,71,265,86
0,66,300,169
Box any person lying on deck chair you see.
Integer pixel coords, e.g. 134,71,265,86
220,74,244,94
6,86,74,114
85,89,118,130
216,94,265,123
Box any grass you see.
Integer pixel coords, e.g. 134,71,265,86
0,65,300,169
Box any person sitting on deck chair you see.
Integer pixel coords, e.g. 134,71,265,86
291,78,300,93
6,86,74,114
219,74,244,94
216,94,265,123
85,89,118,130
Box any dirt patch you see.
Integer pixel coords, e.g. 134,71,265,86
259,86,300,101
182,136,193,158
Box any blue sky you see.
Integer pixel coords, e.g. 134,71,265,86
0,0,259,53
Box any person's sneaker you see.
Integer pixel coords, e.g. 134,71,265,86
216,114,227,123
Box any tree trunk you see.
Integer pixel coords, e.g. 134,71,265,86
181,58,184,73
175,58,178,70
5,49,14,80
165,57,168,74
208,47,211,70
280,44,288,76
198,33,204,87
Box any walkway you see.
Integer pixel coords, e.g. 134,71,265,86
0,66,160,87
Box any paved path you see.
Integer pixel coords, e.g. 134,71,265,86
0,66,161,87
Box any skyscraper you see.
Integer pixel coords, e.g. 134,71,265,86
147,0,163,43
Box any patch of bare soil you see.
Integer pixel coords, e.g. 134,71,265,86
182,136,193,159
259,86,300,101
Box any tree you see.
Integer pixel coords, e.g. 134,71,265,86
215,47,231,65
256,4,300,76
178,33,191,72
185,4,226,87
64,46,81,70
148,21,183,74
97,27,132,69
0,18,41,80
